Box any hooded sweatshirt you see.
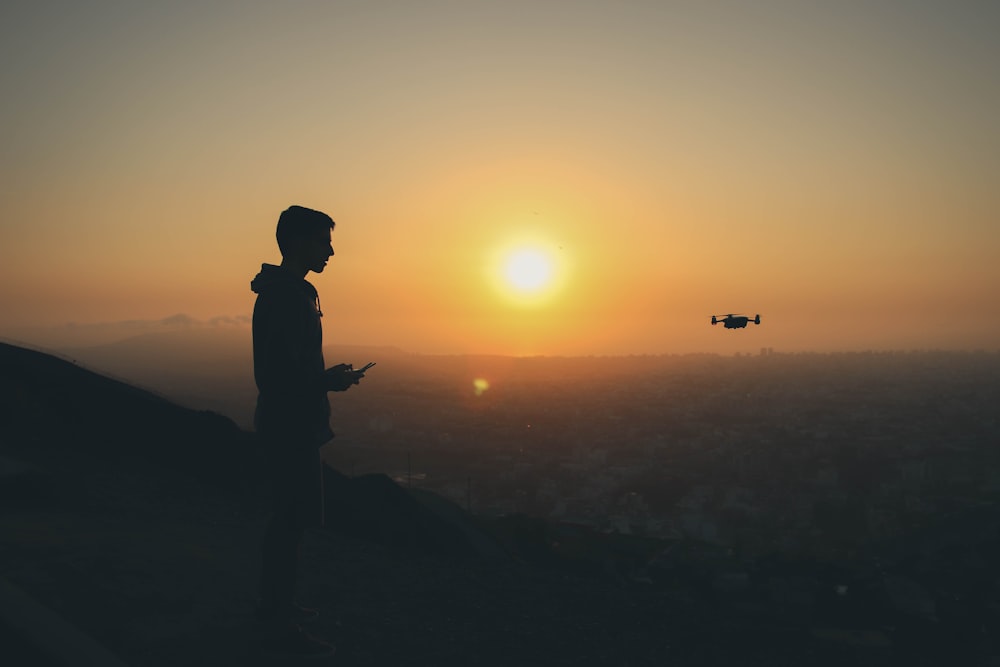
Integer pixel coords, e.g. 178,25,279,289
250,263,334,446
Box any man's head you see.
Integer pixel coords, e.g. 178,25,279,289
276,205,335,275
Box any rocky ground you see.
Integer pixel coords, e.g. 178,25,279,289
3,444,992,667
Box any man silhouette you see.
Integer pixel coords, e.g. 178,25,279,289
250,205,365,656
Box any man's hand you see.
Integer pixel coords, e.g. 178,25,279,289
325,363,362,392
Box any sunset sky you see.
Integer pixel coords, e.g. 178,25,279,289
2,1,998,356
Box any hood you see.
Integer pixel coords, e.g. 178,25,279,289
250,264,318,298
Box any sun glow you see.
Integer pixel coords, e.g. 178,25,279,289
504,248,553,292
488,235,570,308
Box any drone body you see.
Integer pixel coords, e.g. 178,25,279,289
711,314,761,329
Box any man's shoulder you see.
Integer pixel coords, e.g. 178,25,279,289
254,281,308,305
253,289,305,326
253,285,319,333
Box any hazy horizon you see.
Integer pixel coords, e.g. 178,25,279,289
4,322,995,439
2,311,999,359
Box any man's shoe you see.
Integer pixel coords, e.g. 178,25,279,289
260,624,335,658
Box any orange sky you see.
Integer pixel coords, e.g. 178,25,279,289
2,1,998,355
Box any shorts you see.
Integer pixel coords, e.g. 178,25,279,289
260,437,325,528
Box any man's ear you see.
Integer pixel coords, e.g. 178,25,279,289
283,236,304,258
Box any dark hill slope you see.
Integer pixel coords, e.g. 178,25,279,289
0,341,252,486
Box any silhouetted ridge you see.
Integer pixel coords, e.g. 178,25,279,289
0,341,252,487
322,467,497,560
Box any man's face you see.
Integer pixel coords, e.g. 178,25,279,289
305,228,334,273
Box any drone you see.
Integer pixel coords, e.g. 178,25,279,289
711,313,761,329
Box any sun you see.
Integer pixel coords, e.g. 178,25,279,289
487,236,569,308
503,248,553,293
481,229,574,310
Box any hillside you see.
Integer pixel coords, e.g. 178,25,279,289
0,342,991,665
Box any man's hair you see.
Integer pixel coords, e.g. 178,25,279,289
276,205,335,255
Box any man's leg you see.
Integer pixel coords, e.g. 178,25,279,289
258,508,303,619
254,442,333,656
257,440,324,620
